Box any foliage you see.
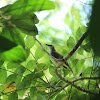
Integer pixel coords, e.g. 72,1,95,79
0,0,100,100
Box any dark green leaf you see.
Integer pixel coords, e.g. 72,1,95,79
82,42,91,52
8,92,18,100
37,63,46,69
30,87,37,100
0,60,4,66
0,66,7,84
12,14,38,36
25,97,31,100
0,35,17,52
1,28,25,47
0,45,28,61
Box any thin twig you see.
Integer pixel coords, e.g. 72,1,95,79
33,36,50,55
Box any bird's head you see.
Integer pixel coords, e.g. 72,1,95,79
46,44,56,52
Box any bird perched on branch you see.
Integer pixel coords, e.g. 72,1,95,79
46,44,71,70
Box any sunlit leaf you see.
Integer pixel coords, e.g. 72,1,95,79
67,36,75,49
0,45,28,61
25,35,36,48
35,47,45,59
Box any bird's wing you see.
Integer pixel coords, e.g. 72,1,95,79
51,51,63,59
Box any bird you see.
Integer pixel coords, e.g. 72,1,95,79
46,44,70,69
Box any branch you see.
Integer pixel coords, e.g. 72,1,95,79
54,62,99,94
72,77,100,83
64,31,88,61
33,36,50,56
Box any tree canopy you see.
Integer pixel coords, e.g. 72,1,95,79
0,0,100,100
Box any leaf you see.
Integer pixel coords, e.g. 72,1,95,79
11,14,38,36
0,60,4,67
30,87,37,100
0,45,28,61
82,42,91,52
37,63,46,69
1,28,25,47
16,66,26,75
25,35,36,48
3,82,16,93
8,92,18,100
0,66,7,84
7,62,20,69
1,0,55,16
0,35,17,52
67,36,75,49
78,47,84,55
55,94,66,100
35,47,45,59
76,27,82,41
6,74,17,83
26,60,36,70
25,98,31,100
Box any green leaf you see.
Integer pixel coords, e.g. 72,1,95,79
37,63,46,69
37,93,46,100
76,27,82,41
35,72,44,78
82,42,91,52
30,87,37,100
35,47,45,59
0,60,4,66
1,28,25,47
55,94,66,100
5,74,17,83
16,66,26,75
25,35,36,48
7,62,20,69
67,36,75,49
0,66,7,84
0,35,17,52
8,92,18,100
26,60,36,70
78,47,84,55
1,0,55,16
25,98,31,100
0,45,28,61
49,65,56,77
12,14,38,36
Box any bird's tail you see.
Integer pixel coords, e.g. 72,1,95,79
63,62,75,77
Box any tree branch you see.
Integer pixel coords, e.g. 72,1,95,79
64,31,88,61
33,36,50,56
54,62,99,94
